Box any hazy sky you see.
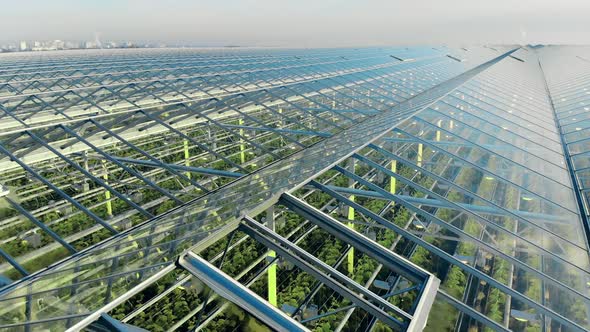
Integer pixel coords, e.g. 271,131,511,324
2,0,590,46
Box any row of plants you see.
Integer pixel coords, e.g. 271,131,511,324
0,112,324,278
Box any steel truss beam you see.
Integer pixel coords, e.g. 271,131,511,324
278,193,440,331
323,185,570,224
106,156,244,178
240,215,409,330
178,251,309,332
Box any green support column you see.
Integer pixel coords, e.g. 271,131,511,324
267,206,277,307
436,119,442,142
390,160,397,194
417,143,423,168
347,195,355,276
347,159,355,276
183,139,191,179
102,160,112,217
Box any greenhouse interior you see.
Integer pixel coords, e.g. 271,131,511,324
0,45,590,331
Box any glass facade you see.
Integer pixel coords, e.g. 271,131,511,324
0,45,588,331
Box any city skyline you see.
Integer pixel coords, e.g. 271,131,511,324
2,0,590,47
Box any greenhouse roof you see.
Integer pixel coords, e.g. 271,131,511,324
0,45,589,331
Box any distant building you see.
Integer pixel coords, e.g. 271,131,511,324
64,41,78,49
84,41,97,49
53,40,65,50
3,39,163,53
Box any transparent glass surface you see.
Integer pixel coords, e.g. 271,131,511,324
297,48,590,331
0,47,503,328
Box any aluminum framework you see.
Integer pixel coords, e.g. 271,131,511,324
0,45,590,332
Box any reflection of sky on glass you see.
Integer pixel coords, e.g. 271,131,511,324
2,0,590,46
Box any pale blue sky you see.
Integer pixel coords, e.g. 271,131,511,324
2,0,590,46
